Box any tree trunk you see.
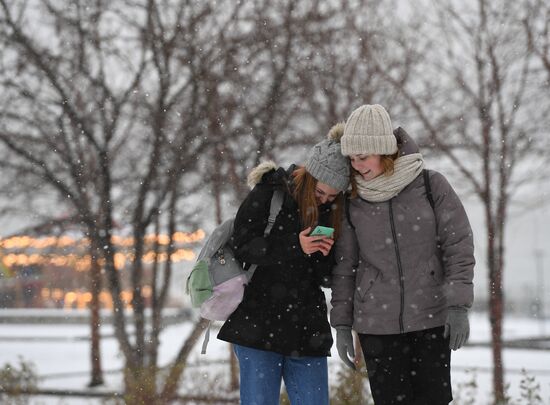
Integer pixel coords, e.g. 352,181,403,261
149,213,162,371
230,349,239,392
211,145,240,391
131,226,147,370
123,365,158,405
487,217,505,403
88,241,104,387
160,317,211,402
489,265,504,403
148,189,177,384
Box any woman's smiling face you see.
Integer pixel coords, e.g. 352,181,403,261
349,154,384,180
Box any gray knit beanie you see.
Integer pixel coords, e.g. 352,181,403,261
305,123,350,192
341,104,397,156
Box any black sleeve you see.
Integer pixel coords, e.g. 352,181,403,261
230,183,307,266
310,250,335,288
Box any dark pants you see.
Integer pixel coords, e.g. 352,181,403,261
358,326,452,405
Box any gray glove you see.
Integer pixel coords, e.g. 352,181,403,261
335,327,356,370
444,306,470,351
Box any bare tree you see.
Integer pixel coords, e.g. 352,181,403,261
0,0,215,402
88,236,104,387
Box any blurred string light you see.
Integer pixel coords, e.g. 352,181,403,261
0,230,205,270
0,230,205,250
39,287,150,310
0,230,205,309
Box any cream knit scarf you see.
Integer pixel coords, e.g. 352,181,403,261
355,153,424,202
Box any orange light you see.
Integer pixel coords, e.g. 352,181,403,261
120,290,133,305
52,289,63,300
41,288,50,299
64,291,77,308
114,253,126,270
142,285,152,298
156,234,170,245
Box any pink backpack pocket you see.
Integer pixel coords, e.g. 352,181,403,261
199,274,249,321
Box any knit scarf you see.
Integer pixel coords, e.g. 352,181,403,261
355,153,424,202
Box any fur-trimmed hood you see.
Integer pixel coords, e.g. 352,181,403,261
246,161,296,192
247,161,278,189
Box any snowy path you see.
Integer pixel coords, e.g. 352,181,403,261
1,311,550,404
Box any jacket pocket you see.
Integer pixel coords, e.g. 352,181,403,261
355,264,380,301
426,254,444,285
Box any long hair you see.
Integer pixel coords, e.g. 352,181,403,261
350,151,399,198
292,167,344,239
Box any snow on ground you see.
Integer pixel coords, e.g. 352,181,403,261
1,310,550,404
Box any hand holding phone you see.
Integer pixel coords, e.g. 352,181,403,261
299,226,335,256
309,225,335,238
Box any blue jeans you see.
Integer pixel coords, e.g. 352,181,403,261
233,344,329,405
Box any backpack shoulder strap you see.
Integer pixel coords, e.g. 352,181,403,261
201,321,211,354
344,194,355,230
423,169,435,210
423,168,443,250
246,188,285,280
264,189,284,236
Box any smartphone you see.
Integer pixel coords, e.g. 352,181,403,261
309,225,334,238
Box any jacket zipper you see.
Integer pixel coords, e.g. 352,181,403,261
389,199,405,334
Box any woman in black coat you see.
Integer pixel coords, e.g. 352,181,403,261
218,124,349,405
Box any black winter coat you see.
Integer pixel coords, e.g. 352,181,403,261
217,166,334,357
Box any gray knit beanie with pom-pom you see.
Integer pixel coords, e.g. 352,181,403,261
305,123,349,192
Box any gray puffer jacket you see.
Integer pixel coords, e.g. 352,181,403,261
330,128,474,335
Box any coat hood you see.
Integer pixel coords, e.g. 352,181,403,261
394,127,419,157
247,161,277,188
247,161,295,189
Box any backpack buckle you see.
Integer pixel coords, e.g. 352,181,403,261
217,248,226,265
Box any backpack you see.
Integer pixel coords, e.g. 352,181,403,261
186,189,284,352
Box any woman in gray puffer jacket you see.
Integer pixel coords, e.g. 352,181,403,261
330,104,475,405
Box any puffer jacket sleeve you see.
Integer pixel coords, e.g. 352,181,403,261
430,171,475,308
330,212,360,328
230,183,306,266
